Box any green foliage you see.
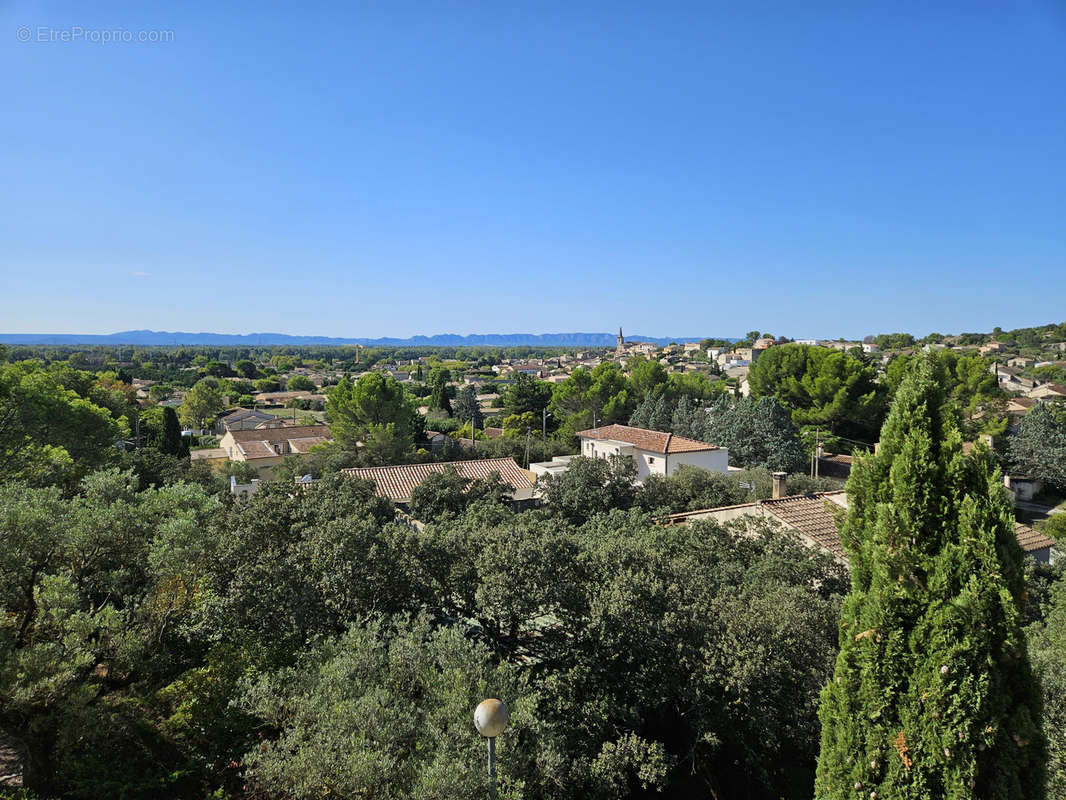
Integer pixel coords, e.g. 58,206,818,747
326,373,421,459
118,447,188,489
704,395,808,472
178,378,225,429
503,372,553,418
0,472,220,795
1008,404,1066,491
874,332,917,350
427,365,455,414
1027,578,1066,797
628,392,672,431
199,475,403,650
635,464,747,513
233,359,258,379
0,361,122,487
886,350,1007,436
1042,513,1066,542
627,356,669,399
502,411,535,439
407,467,511,521
160,405,189,457
536,454,637,525
747,343,886,442
283,374,315,391
549,363,631,438
240,614,550,800
815,359,1045,799
452,383,484,428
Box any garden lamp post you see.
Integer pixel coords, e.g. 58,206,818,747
474,698,509,798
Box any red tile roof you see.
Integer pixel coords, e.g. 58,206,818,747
668,493,1056,561
1014,521,1056,553
575,424,719,454
760,495,848,559
228,424,329,443
227,424,332,460
342,457,533,503
762,496,1054,559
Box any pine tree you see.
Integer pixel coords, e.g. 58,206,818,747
815,359,1045,799
670,394,702,439
161,406,188,458
628,395,654,429
646,394,671,432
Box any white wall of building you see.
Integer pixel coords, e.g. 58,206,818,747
578,437,729,482
666,448,730,476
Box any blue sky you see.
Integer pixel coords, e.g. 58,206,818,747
3,0,1064,340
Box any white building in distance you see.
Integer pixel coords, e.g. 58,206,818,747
556,423,729,482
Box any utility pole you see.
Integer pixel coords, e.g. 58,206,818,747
542,408,549,442
814,427,820,479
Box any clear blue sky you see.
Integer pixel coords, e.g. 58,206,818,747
3,1,1064,340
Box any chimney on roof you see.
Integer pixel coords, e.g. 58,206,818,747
772,471,787,499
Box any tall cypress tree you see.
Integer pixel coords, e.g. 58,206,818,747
815,359,1045,799
161,406,189,458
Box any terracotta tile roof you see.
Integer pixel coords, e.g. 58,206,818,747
228,425,332,460
288,436,329,454
575,424,719,454
228,425,329,443
1014,521,1056,553
670,493,1056,561
762,495,1055,559
236,441,275,459
342,457,534,503
190,447,228,460
760,495,849,559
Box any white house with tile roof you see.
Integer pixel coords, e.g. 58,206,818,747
572,423,729,482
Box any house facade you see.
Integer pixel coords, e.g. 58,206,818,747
218,424,332,479
572,424,729,481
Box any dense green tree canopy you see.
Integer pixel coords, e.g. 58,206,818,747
0,471,219,793
327,372,421,453
0,360,122,486
285,374,316,392
1027,578,1066,797
885,350,1006,435
747,344,886,442
178,377,225,429
504,372,554,419
452,383,484,429
816,360,1045,799
407,467,510,521
536,454,637,525
1007,403,1066,491
704,395,808,471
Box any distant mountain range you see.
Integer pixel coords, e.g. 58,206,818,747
0,330,735,347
